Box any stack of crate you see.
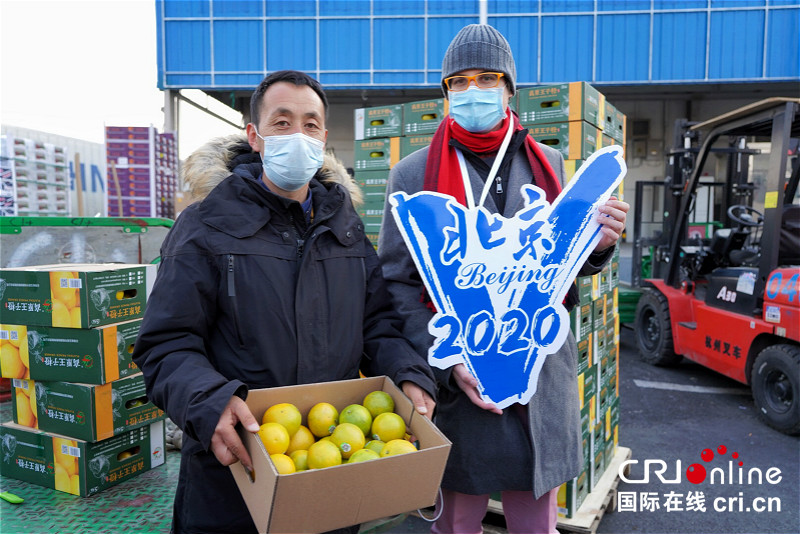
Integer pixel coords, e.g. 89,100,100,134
560,246,622,518
0,135,69,216
0,263,166,497
353,99,447,246
105,126,178,219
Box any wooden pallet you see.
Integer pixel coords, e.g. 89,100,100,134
486,446,632,534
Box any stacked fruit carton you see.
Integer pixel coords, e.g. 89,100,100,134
105,126,178,219
560,244,622,518
0,263,166,497
353,99,447,246
0,135,69,216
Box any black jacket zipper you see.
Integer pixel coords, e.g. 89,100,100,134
227,254,244,346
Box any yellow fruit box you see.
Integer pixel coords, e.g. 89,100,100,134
0,319,141,383
0,420,165,497
0,263,156,329
11,373,165,442
230,376,452,534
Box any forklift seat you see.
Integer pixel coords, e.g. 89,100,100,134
710,228,749,265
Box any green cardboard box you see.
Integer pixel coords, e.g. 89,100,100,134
525,121,602,161
353,138,400,171
0,420,165,496
569,302,592,342
590,422,605,490
354,105,403,140
610,261,620,289
11,374,165,442
577,275,593,304
576,336,591,375
602,102,616,135
611,108,627,143
400,135,434,158
557,469,589,519
579,364,596,413
517,82,605,128
357,198,386,220
1,319,141,383
403,99,446,135
0,263,155,329
354,170,389,203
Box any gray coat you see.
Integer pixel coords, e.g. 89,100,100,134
378,142,611,498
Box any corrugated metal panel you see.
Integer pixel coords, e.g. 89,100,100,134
540,15,593,83
766,8,800,77
428,17,478,81
597,14,650,82
542,0,594,13
489,16,538,84
429,1,479,15
213,21,263,72
155,0,799,89
598,0,650,11
319,19,370,70
374,0,426,15
267,20,316,72
652,12,707,80
212,0,262,18
489,1,539,13
266,1,315,17
709,9,765,79
374,19,424,70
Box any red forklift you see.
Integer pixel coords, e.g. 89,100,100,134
632,98,800,435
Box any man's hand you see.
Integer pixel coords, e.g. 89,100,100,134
595,197,630,252
452,364,503,414
210,396,260,472
401,381,436,419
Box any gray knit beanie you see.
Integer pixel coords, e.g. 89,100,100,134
441,24,516,96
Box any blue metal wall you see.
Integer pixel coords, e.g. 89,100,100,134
155,0,800,90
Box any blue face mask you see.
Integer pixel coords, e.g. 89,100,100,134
256,131,325,191
448,86,506,133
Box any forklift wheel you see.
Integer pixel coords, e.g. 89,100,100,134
634,288,682,366
750,344,800,435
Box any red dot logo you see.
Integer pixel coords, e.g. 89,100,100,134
687,463,707,484
701,448,714,462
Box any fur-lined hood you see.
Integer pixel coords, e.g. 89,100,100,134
181,133,363,207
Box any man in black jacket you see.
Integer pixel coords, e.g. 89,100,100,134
133,70,436,534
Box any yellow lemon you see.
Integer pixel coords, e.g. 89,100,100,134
289,449,309,471
380,439,418,457
257,422,290,455
363,390,395,418
15,390,36,427
371,412,406,442
118,451,134,461
270,453,296,474
347,448,380,463
286,425,315,455
262,403,302,437
51,299,71,328
69,474,81,495
339,404,373,436
69,306,82,328
307,402,338,438
1,343,25,379
306,439,342,469
54,462,71,493
330,422,365,459
364,439,385,454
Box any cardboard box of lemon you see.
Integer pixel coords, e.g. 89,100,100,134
229,376,451,534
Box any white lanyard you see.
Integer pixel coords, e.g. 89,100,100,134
455,118,516,210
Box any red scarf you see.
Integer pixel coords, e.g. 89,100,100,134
423,110,562,205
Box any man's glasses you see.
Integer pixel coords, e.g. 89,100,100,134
444,72,505,92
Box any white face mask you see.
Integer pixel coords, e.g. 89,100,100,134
255,131,325,191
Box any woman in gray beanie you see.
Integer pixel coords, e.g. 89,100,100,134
378,24,629,533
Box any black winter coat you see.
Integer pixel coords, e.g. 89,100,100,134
133,137,436,534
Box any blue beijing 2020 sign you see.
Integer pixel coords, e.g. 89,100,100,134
389,146,627,409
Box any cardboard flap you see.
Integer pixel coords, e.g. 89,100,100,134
229,425,278,534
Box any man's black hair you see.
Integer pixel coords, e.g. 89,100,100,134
249,70,329,125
